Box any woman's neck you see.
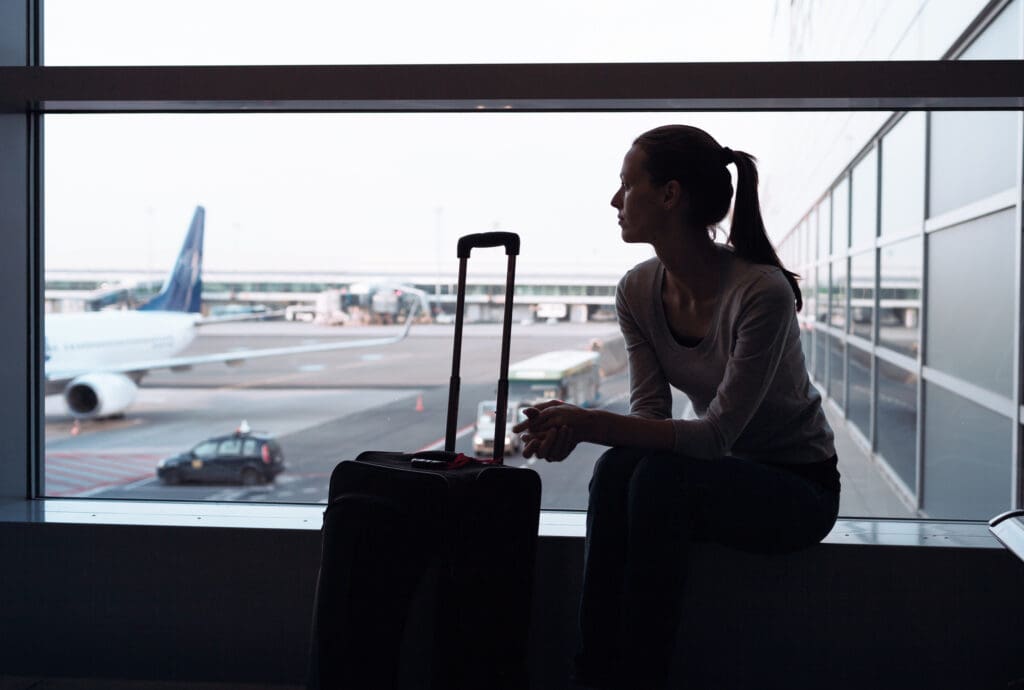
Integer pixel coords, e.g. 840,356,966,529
654,230,721,305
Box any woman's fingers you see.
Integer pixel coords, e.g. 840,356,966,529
513,400,564,434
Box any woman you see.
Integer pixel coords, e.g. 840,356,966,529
512,125,840,690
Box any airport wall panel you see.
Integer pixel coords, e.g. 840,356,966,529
959,0,1023,60
831,178,849,256
877,359,919,492
813,325,828,385
928,110,1019,217
829,333,846,410
878,237,922,358
923,382,1013,519
847,343,872,441
849,250,875,340
817,196,831,260
850,148,878,250
0,113,31,501
1,521,1023,689
925,208,1015,396
880,112,926,238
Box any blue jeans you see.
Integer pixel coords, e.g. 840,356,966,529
574,448,840,690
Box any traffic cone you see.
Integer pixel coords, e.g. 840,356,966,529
415,394,424,412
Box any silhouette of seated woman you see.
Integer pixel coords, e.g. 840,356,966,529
513,124,840,690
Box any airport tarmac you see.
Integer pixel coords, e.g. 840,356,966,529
43,319,913,517
44,321,634,510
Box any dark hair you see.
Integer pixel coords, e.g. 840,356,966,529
633,125,802,311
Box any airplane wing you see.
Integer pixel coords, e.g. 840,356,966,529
45,299,420,385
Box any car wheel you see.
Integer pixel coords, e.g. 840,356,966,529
240,468,263,486
160,469,181,486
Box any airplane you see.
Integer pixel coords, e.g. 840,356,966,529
44,206,427,420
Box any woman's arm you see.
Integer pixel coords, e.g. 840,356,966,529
515,403,675,461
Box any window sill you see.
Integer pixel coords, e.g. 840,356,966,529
0,497,1003,548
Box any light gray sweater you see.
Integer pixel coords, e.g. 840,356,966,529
616,247,835,465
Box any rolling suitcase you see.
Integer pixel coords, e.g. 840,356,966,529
309,232,542,690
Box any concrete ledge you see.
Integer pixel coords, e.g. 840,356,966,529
1,513,1022,689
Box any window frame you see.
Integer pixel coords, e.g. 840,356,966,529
3,4,1024,520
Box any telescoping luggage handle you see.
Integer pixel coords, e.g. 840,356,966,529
445,232,519,464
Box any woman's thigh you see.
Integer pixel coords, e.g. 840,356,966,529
628,452,839,554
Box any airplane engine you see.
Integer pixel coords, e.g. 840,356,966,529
64,372,139,419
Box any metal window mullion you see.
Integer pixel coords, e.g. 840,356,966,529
917,111,931,513
870,139,882,450
29,109,42,499
1014,108,1024,510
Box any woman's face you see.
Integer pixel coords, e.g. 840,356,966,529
610,145,669,244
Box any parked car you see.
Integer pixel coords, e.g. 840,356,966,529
156,423,285,486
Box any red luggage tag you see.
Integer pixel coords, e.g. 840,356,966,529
446,453,501,469
409,452,502,470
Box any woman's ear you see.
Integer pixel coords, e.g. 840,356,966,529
662,180,687,211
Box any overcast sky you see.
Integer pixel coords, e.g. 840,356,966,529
41,1,889,279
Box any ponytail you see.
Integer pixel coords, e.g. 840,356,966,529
727,149,803,312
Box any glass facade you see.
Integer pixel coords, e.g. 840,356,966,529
780,1,1023,520
23,0,1024,520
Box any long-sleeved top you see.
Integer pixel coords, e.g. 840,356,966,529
616,246,835,465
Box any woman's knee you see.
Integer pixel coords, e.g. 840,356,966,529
589,446,649,495
626,453,689,510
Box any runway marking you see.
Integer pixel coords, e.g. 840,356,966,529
415,423,476,453
44,451,163,497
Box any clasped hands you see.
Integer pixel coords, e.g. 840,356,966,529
511,399,588,462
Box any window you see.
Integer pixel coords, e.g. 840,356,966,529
926,209,1016,397
8,0,1022,524
880,112,925,237
878,237,922,359
850,150,878,249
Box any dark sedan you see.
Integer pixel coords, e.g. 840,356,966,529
157,427,285,486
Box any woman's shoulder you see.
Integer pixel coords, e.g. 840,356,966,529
617,256,661,294
725,248,786,288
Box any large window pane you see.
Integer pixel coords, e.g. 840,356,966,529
828,334,845,407
831,179,850,255
850,149,878,249
813,327,827,385
877,359,917,491
849,250,874,339
923,383,1011,520
847,344,871,440
960,0,1022,60
928,111,1019,217
817,196,831,260
806,207,818,265
830,258,847,329
926,209,1015,396
880,112,925,237
801,262,816,323
878,237,922,359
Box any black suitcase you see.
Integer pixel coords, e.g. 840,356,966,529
309,232,542,690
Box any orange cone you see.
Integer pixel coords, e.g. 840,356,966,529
415,394,424,412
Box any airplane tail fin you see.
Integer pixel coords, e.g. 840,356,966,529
139,206,204,313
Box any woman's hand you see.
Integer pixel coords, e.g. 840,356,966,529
512,400,590,462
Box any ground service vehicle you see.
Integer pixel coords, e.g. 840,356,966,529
506,350,601,409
